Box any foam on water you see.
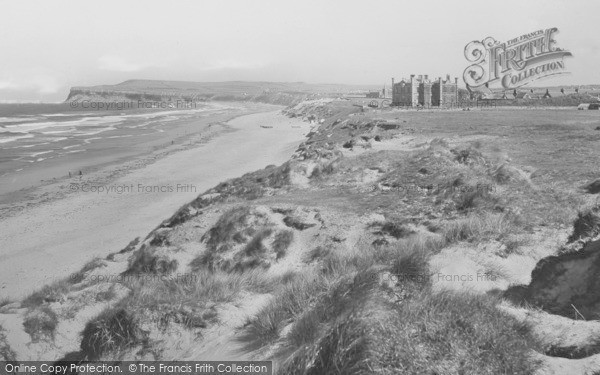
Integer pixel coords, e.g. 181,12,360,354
0,133,35,144
29,150,53,158
62,144,82,150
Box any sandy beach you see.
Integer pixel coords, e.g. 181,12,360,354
0,110,310,299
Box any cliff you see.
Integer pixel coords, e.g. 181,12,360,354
65,80,378,106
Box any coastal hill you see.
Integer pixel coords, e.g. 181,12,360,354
66,80,381,106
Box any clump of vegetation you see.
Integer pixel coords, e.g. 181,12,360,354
452,147,485,165
310,159,339,179
272,230,294,259
80,307,143,360
70,258,106,284
0,326,16,361
23,306,58,342
107,237,140,261
285,269,378,351
95,285,118,302
201,206,257,252
124,245,178,275
493,164,516,184
455,186,498,211
390,248,430,285
22,279,72,308
243,228,273,257
241,272,328,346
342,139,355,149
157,306,215,331
444,212,518,243
126,268,273,313
567,205,600,243
210,162,292,200
370,220,414,239
304,246,331,263
0,298,12,309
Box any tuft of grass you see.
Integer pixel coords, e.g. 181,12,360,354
272,230,294,259
444,212,517,243
23,306,58,342
493,164,515,184
70,258,106,284
80,307,142,360
22,279,72,309
243,228,273,257
210,162,291,200
202,206,254,252
285,270,377,350
455,186,497,211
126,268,274,310
95,285,117,303
107,237,140,261
452,147,485,165
390,248,431,285
242,272,329,346
304,246,331,263
370,220,414,239
0,298,12,309
124,245,178,275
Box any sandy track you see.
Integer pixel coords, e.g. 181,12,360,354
0,110,309,299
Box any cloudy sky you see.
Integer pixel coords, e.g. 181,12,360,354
1,0,598,102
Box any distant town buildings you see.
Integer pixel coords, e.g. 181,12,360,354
392,74,458,107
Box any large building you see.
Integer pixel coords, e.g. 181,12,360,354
392,74,458,107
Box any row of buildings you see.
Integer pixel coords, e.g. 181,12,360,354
392,74,459,107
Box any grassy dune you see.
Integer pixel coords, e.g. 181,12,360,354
3,99,600,374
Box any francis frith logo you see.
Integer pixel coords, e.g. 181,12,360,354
463,27,572,90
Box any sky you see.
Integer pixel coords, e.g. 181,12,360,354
0,0,599,102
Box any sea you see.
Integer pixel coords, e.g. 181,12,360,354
0,101,242,197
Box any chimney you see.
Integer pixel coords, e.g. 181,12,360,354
446,74,450,82
455,77,458,84
424,75,428,80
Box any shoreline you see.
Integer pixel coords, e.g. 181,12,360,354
0,109,310,299
0,102,280,219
